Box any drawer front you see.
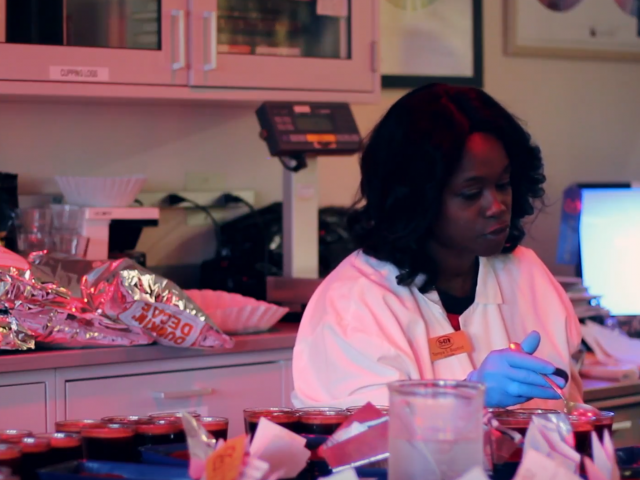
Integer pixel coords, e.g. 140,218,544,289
66,362,285,437
0,383,47,432
600,405,639,448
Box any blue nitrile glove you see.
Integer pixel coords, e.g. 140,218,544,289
466,331,566,408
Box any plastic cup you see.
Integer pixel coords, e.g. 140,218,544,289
296,408,349,435
35,433,83,463
0,430,32,444
198,417,229,441
243,407,299,436
56,419,105,434
81,425,137,463
388,380,485,480
0,445,21,476
593,411,615,441
135,419,184,447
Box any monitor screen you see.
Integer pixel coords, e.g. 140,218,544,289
580,188,640,315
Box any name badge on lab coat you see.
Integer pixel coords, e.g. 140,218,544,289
428,331,472,362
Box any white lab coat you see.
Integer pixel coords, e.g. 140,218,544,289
292,246,583,409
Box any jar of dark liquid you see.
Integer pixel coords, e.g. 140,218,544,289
198,417,229,442
56,419,105,434
296,408,349,435
81,425,137,463
20,437,52,480
36,432,83,463
149,411,201,421
593,411,615,441
490,409,561,480
135,419,184,447
243,408,300,436
569,415,596,458
102,416,152,426
0,429,33,443
345,405,389,415
0,445,21,475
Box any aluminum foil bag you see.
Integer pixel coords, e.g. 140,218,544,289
0,305,34,350
0,265,152,349
32,254,233,349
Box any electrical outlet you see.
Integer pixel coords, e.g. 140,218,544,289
185,172,225,191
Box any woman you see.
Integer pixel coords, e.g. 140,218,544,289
292,84,583,410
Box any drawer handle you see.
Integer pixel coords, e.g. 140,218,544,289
153,387,214,399
203,11,218,71
613,420,633,431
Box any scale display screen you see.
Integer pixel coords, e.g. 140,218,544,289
293,115,334,132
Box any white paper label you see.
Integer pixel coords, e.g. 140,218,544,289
49,66,110,82
316,0,348,17
119,301,204,347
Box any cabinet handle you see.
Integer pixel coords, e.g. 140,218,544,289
204,11,218,71
371,41,379,73
171,9,186,70
153,387,214,399
613,420,633,431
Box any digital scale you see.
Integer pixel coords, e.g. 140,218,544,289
256,102,362,281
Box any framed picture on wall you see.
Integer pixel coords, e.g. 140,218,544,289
380,0,484,88
506,0,640,61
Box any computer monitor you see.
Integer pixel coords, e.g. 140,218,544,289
580,187,640,316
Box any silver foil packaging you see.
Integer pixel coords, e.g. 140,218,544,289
32,254,233,349
0,253,232,350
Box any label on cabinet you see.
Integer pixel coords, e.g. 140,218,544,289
49,67,110,82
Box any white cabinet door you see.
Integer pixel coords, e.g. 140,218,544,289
0,384,47,432
190,0,377,93
66,361,286,438
0,0,188,86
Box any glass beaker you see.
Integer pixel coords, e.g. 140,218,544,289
15,208,52,254
388,380,485,480
50,205,87,256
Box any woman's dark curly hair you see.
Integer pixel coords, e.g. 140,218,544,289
347,83,546,292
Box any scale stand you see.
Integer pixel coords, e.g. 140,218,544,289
281,154,319,279
256,101,362,302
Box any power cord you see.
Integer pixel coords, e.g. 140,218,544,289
214,193,274,275
157,192,274,275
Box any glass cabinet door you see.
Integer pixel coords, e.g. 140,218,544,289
190,0,376,92
0,0,188,85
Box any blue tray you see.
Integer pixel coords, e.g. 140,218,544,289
37,461,190,480
140,436,330,468
354,467,387,480
139,442,386,479
140,444,188,467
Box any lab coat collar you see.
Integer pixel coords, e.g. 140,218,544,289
422,255,503,305
476,256,503,305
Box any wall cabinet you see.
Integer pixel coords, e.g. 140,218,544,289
0,0,379,103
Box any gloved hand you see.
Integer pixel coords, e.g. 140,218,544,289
466,331,566,408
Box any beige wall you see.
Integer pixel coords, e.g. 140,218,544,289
1,1,639,272
324,0,640,275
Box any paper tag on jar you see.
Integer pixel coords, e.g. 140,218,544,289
119,301,204,347
428,330,472,362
